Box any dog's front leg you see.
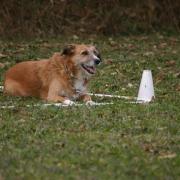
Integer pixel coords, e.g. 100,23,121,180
47,79,75,105
79,94,96,105
79,94,91,102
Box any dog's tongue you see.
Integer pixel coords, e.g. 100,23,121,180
87,66,96,73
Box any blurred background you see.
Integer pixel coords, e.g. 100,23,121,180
0,0,179,38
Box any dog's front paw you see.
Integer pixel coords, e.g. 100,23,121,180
63,99,75,106
85,100,96,106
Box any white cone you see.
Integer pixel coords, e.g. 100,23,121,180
137,70,155,102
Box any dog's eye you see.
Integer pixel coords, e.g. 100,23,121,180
81,50,89,55
94,50,101,59
93,50,99,56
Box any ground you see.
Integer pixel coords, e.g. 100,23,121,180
0,34,179,179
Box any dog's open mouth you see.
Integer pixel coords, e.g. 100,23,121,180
81,64,96,74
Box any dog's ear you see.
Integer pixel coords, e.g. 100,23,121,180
61,44,75,56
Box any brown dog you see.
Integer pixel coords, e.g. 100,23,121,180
3,44,101,105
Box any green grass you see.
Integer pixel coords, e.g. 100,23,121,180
0,34,180,179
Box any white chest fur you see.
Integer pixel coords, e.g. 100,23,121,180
74,78,86,94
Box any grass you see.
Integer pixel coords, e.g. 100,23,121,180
0,34,180,179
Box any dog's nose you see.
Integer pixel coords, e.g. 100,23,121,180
95,59,101,65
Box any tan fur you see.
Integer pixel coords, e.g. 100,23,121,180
4,44,101,103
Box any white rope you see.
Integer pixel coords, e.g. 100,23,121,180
0,102,114,109
0,85,142,109
87,93,136,100
43,102,113,107
0,85,136,100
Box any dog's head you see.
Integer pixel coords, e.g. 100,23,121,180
61,44,102,76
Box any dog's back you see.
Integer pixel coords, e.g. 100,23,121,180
4,60,49,97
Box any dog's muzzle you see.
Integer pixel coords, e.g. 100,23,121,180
81,64,96,74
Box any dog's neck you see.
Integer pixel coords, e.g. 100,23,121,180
63,59,90,95
52,54,90,94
